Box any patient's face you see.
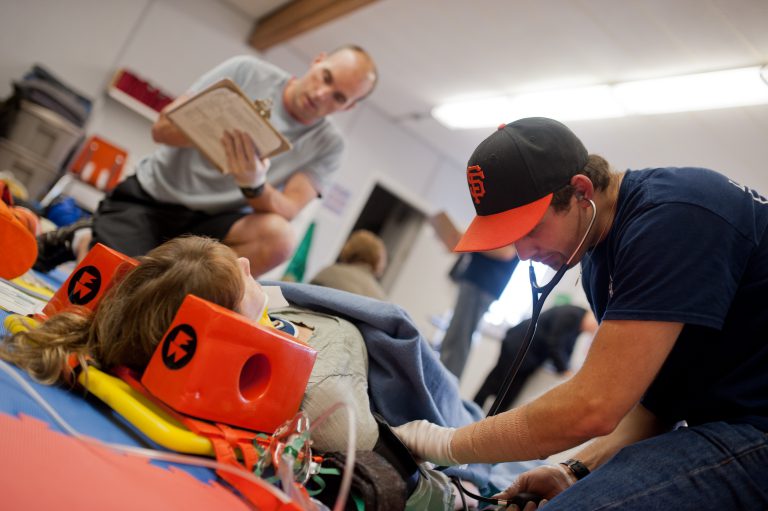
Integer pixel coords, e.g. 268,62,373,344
237,257,267,321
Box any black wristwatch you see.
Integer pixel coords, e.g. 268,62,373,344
560,458,590,480
239,183,265,198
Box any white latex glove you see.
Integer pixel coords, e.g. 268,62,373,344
392,420,458,466
221,129,270,188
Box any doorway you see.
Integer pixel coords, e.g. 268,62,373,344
347,182,426,292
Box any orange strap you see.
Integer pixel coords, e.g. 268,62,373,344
113,367,303,510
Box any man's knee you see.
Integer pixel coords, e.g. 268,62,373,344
253,215,296,258
260,228,296,267
226,213,297,272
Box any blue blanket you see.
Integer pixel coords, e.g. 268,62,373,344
273,281,542,491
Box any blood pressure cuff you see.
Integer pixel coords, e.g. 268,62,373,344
372,414,421,494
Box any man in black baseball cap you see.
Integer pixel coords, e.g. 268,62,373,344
395,117,768,510
455,117,589,253
456,117,615,271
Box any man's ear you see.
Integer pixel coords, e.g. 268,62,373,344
570,174,594,204
311,52,328,66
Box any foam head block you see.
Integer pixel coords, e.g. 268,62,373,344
0,200,37,279
42,243,138,317
141,294,318,434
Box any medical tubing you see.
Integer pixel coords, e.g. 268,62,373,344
308,400,356,511
0,359,296,508
450,475,543,508
565,199,597,267
278,446,316,510
451,475,468,509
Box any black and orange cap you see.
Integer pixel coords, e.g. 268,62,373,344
455,117,588,252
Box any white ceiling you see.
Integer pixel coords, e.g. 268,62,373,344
219,0,289,19
221,0,768,183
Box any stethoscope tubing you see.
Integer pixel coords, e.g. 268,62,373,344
487,199,597,417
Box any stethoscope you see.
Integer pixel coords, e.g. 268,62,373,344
488,198,597,416
444,200,599,509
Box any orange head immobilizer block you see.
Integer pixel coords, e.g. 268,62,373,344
141,295,318,434
42,243,138,318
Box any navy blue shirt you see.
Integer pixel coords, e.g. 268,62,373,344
451,253,520,299
581,167,768,431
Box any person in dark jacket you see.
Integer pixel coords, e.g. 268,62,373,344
473,304,597,411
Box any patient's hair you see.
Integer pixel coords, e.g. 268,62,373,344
0,236,244,384
339,229,388,278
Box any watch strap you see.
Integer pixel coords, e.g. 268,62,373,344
560,458,590,480
239,183,265,198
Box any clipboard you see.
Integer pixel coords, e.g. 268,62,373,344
165,78,292,173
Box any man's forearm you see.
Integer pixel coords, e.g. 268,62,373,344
151,113,193,147
242,173,318,219
242,184,297,218
151,93,194,147
569,403,670,472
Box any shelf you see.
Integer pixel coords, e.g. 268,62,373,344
107,87,159,122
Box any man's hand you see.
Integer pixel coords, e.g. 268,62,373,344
392,420,458,466
222,129,270,188
494,464,575,509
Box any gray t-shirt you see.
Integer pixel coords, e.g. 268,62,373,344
274,306,379,452
136,55,345,214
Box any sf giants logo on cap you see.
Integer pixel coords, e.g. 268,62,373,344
467,165,486,204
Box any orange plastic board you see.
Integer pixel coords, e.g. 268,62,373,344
0,413,277,511
42,243,138,317
142,295,317,433
0,200,37,279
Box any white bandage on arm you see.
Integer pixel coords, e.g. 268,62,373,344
451,404,544,464
392,420,458,466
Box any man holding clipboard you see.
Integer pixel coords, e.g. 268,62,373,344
36,46,377,277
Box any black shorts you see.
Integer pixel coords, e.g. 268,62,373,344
92,175,247,257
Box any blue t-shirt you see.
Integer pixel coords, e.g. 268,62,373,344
581,167,768,431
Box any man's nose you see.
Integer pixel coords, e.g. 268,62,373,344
316,85,332,102
514,240,535,261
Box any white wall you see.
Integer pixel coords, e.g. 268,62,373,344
8,0,765,381
0,0,265,170
0,0,473,334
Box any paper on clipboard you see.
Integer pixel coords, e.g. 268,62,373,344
165,78,292,173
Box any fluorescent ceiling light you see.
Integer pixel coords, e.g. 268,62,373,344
431,96,514,129
508,85,625,121
432,65,768,129
616,66,768,114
